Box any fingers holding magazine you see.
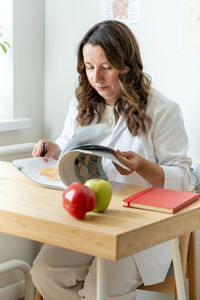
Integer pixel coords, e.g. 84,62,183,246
114,150,140,175
32,140,61,162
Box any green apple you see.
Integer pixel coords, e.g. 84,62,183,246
84,179,112,213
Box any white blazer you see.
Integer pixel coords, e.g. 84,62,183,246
56,88,191,285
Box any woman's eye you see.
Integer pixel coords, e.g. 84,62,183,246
85,65,93,70
84,65,112,71
103,66,111,70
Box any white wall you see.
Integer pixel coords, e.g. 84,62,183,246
44,0,101,140
131,0,200,164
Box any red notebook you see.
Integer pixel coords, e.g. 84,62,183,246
121,187,200,214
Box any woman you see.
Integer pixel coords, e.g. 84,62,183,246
31,20,191,300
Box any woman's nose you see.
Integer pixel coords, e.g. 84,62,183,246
93,69,103,85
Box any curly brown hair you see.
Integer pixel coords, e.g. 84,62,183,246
75,20,152,136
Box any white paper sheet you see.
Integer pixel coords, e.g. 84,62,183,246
100,0,141,24
183,0,200,52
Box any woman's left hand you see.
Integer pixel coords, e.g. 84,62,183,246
114,149,164,188
114,150,142,175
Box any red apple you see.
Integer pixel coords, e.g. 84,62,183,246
63,181,96,219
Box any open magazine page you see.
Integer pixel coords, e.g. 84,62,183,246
61,123,111,153
12,124,130,190
12,146,129,190
58,150,108,186
13,157,66,190
58,148,129,187
59,123,129,186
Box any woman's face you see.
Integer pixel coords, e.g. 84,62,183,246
83,44,121,106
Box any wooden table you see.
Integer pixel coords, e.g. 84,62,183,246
1,161,200,300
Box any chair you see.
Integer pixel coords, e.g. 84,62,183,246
137,231,197,300
0,259,35,300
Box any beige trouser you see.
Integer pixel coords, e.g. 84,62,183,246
31,244,142,300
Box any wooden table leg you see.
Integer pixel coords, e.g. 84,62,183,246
170,238,187,300
188,231,197,299
96,257,106,300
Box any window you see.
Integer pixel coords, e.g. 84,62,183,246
0,0,13,119
0,0,31,131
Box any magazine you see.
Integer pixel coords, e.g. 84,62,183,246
13,124,129,190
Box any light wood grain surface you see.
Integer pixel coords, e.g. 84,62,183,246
1,161,200,261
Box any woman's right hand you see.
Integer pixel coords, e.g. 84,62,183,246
32,140,61,162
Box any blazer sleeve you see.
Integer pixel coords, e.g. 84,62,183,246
151,99,191,191
55,96,78,151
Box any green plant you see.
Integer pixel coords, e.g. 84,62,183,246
0,26,10,54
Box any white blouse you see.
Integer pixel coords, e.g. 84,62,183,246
56,88,191,191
